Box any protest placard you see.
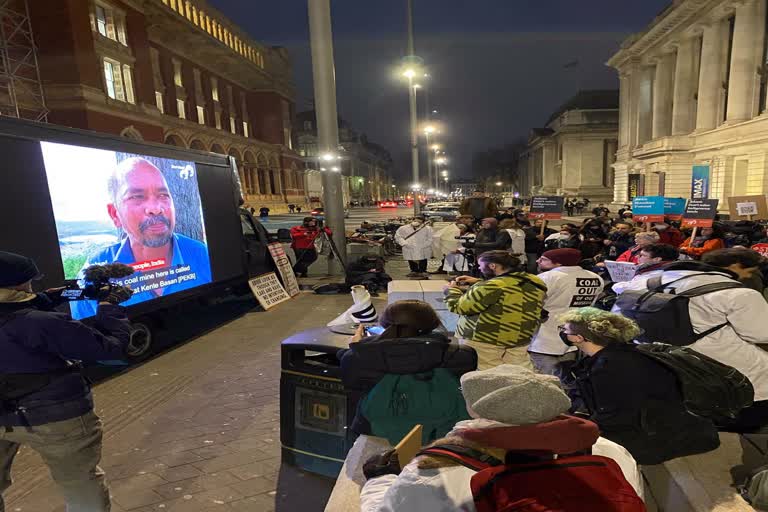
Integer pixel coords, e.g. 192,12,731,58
529,196,564,220
632,196,665,223
682,199,719,228
268,242,300,296
604,261,639,283
728,195,768,221
249,272,291,310
663,197,687,221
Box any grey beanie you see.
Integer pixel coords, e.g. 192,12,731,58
460,365,571,425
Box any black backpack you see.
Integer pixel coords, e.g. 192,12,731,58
636,343,754,421
614,273,743,346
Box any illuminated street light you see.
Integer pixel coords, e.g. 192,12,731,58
435,157,447,165
411,183,421,190
431,144,441,151
423,124,436,135
320,152,336,161
495,181,503,186
402,68,416,78
427,189,435,194
331,166,340,172
441,170,448,177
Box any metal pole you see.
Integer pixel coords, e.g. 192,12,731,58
406,0,420,215
308,0,346,273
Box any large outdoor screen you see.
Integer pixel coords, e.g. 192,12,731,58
40,141,213,319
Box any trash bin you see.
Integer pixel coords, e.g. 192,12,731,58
280,327,360,478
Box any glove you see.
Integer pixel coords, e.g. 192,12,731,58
363,449,401,480
99,284,134,305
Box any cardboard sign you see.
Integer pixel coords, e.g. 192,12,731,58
268,242,300,297
691,165,710,199
728,195,768,220
530,196,564,220
249,272,291,310
682,199,719,228
664,197,687,221
752,243,768,257
605,261,639,283
632,196,665,223
395,424,423,468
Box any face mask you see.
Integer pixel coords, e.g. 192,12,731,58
559,330,575,347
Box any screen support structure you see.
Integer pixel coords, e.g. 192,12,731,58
0,0,48,122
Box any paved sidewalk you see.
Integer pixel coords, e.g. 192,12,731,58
4,290,385,512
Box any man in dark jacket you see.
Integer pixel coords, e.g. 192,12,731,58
560,307,719,465
523,219,556,273
0,252,132,511
603,222,635,260
459,191,497,222
473,218,511,259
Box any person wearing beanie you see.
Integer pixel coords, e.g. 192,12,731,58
528,249,603,376
359,365,644,511
560,308,720,465
0,251,133,510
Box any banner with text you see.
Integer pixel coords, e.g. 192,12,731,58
682,198,719,228
663,197,687,221
631,196,665,223
529,196,564,220
728,195,768,220
691,165,710,200
268,242,300,297
249,272,291,310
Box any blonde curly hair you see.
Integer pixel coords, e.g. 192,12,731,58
559,307,641,345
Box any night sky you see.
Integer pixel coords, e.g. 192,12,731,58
206,0,670,180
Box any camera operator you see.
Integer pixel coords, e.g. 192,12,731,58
0,251,132,511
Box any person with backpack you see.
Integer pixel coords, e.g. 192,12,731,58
613,260,768,432
360,364,646,512
702,248,766,296
611,243,679,299
560,308,720,465
0,252,133,511
290,217,331,277
528,249,603,376
338,300,477,445
445,251,546,370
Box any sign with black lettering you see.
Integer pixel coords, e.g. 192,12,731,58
682,198,719,228
268,242,300,297
249,272,291,310
569,277,602,307
530,196,564,220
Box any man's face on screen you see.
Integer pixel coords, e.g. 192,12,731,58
108,160,176,250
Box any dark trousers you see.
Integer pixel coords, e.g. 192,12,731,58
408,260,428,273
717,400,768,433
293,248,318,276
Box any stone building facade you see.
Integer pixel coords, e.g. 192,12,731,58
29,0,303,212
294,110,394,205
518,90,619,202
609,0,768,208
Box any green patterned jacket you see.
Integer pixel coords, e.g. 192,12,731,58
445,272,547,347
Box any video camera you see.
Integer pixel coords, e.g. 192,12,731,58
455,235,476,249
60,263,135,302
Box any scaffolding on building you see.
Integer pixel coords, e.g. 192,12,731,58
0,0,47,122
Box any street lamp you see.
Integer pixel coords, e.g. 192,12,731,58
495,181,503,187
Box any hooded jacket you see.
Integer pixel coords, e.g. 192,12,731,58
0,290,131,426
339,332,477,434
614,261,768,401
360,416,644,512
565,342,720,465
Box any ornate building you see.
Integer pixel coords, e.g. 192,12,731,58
295,110,394,205
29,0,303,211
519,90,619,202
609,0,768,208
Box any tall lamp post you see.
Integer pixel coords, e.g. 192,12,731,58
308,0,346,272
404,0,421,215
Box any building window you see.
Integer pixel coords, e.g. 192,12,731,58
197,105,205,125
243,121,249,138
215,111,222,129
177,99,186,119
211,77,219,101
102,58,134,103
172,59,183,87
155,91,164,113
94,3,127,46
229,116,236,134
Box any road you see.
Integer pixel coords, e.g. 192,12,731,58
258,206,415,232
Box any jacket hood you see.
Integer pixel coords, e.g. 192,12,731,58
451,415,599,455
0,288,36,304
662,260,739,280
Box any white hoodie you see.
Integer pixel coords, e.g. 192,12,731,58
616,268,768,401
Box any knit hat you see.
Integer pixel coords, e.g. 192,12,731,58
0,251,42,288
460,365,571,425
541,248,582,267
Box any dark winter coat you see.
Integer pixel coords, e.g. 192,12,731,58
564,343,719,465
338,332,477,435
523,226,556,255
473,228,511,257
0,295,131,426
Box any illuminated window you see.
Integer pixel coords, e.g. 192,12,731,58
123,64,134,104
211,76,219,101
155,91,164,113
102,58,133,103
172,58,182,87
197,105,205,125
192,6,198,25
177,99,186,120
243,121,249,138
214,111,222,129
95,5,107,36
94,3,127,46
229,116,236,134
185,1,191,19
169,0,176,9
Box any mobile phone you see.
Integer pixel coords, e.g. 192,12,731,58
364,325,385,336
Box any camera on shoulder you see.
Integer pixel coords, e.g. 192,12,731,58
59,263,135,305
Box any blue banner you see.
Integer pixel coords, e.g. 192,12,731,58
631,196,665,222
691,165,710,199
663,197,687,218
